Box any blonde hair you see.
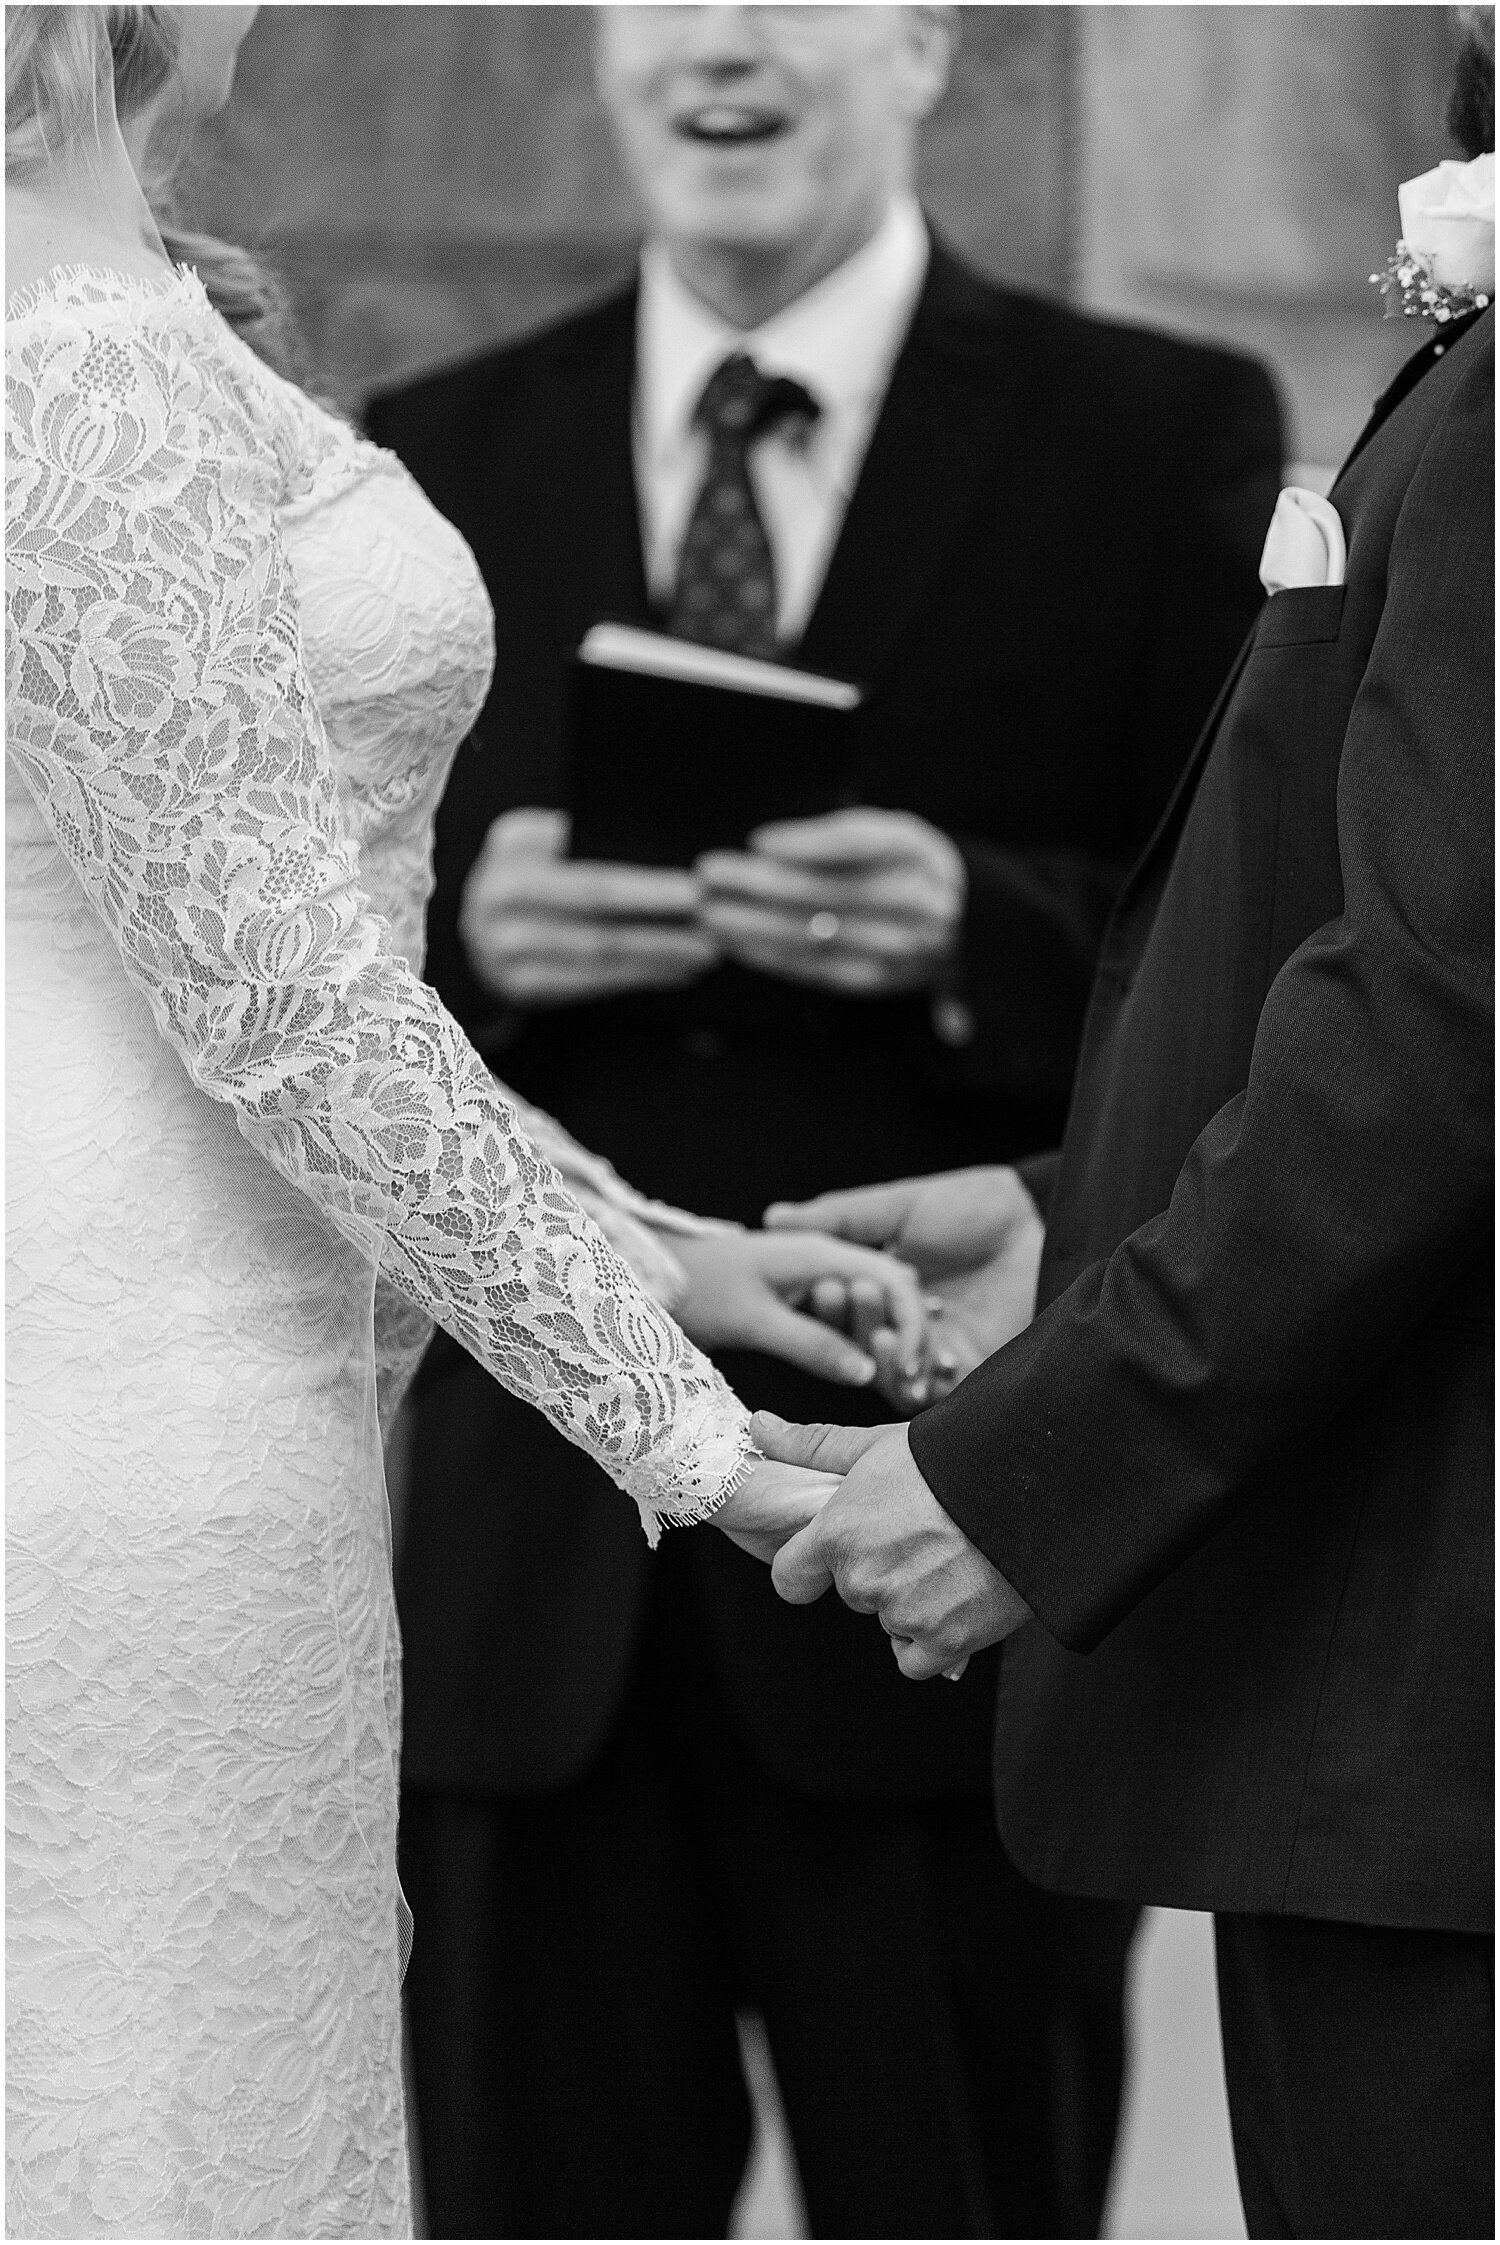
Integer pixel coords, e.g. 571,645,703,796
5,5,300,377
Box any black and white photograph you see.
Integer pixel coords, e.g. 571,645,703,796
5,4,1494,2239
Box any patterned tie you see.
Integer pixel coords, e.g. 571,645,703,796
668,352,819,660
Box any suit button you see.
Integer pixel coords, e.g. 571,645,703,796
681,1027,724,1060
931,995,976,1048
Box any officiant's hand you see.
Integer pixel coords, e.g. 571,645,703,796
670,1229,931,1389
765,1166,1044,1411
695,808,965,996
461,808,720,1006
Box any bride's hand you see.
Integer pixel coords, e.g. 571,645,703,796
670,1229,932,1389
712,1455,841,1564
765,1167,1045,1412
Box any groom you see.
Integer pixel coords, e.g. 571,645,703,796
759,26,1495,2239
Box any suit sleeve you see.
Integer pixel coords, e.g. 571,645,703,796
942,349,1283,1106
909,336,1493,1652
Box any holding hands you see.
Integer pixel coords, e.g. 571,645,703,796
712,1449,843,1567
751,1413,1033,1678
667,1169,1043,1423
689,1165,1048,1666
684,1232,928,1567
725,1167,1048,1662
461,816,1040,1645
670,1228,933,1393
766,1165,1046,1410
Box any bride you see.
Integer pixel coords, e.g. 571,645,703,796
4,8,933,2234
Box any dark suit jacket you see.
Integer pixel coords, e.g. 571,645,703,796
911,313,1494,1929
369,242,1282,1800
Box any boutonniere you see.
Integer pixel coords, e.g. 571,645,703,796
1372,151,1494,323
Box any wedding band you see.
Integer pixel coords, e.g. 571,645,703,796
807,910,841,947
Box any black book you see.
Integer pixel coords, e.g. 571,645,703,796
565,623,863,868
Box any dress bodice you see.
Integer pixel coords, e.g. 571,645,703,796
264,358,491,974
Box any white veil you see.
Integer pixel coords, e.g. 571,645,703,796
5,7,171,305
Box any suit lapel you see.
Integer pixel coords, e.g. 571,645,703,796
1106,622,1262,923
796,249,1041,687
528,286,654,638
1115,306,1492,919
1334,307,1488,488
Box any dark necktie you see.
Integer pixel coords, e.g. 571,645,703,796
668,352,819,660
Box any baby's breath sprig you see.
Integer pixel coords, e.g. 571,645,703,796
1371,239,1492,323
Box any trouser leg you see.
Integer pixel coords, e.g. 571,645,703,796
714,1778,989,2238
922,1801,1137,2238
399,1716,750,2238
1214,1912,1495,2240
400,1528,1136,2242
703,1761,1132,2238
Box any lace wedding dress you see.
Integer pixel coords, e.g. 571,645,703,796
5,267,753,2239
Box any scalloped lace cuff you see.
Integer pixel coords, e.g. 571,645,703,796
627,1387,756,1548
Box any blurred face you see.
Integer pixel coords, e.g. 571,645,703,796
1448,5,1495,159
595,6,951,260
170,5,259,119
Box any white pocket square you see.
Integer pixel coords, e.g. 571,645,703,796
1259,486,1347,594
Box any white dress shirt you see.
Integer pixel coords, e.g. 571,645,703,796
634,194,931,643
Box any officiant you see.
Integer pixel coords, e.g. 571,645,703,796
369,7,1283,2235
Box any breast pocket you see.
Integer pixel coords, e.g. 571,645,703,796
1254,585,1346,648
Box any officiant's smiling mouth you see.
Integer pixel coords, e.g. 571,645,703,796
673,103,791,147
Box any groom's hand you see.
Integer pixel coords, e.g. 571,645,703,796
765,1167,1045,1409
695,808,964,996
461,808,720,1006
754,1413,1032,1679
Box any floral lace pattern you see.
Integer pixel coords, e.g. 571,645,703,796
5,267,752,2238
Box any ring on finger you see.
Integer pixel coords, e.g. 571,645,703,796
806,909,841,947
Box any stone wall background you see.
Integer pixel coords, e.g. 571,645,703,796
1077,6,1466,465
194,5,1465,465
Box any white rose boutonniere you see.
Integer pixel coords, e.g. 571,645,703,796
1372,152,1494,322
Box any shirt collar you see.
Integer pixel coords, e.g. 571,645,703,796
637,193,929,470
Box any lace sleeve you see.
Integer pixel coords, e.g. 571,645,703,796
499,1088,747,1304
4,283,752,1540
